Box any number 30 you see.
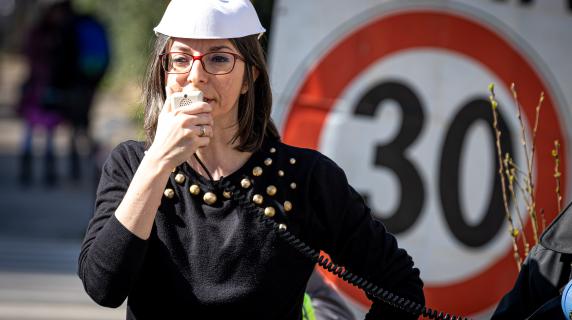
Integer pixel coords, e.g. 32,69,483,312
354,80,514,248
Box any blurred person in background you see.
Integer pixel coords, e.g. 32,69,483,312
43,0,109,182
16,0,70,186
306,270,356,320
65,3,109,181
78,0,423,319
17,0,109,186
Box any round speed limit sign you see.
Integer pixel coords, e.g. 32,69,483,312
282,9,567,316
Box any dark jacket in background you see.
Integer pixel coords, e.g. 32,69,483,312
492,202,572,320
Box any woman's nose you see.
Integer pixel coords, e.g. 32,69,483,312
187,59,207,84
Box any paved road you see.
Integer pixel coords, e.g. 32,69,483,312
0,94,135,320
0,133,126,319
0,240,125,320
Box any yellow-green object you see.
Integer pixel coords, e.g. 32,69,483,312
302,293,316,320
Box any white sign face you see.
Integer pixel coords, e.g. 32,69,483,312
269,0,571,318
320,49,526,283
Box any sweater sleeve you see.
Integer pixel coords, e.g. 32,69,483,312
306,155,424,319
78,141,149,308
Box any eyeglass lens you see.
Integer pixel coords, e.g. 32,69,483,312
164,52,236,74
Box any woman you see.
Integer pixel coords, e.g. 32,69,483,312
78,1,424,319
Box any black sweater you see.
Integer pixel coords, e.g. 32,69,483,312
78,139,424,319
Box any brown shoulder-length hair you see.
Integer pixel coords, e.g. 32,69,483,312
141,33,280,152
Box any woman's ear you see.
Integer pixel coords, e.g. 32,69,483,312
252,66,260,82
241,66,260,94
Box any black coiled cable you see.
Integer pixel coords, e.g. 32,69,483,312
220,179,470,320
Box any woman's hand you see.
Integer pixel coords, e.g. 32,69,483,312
146,86,213,172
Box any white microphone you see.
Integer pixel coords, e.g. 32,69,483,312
171,90,203,109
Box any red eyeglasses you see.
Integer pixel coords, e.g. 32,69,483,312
160,52,245,75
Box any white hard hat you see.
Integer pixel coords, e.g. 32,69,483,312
153,0,266,39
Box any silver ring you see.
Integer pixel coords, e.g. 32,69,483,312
198,125,206,137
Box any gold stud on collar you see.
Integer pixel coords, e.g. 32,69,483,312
278,224,287,231
284,201,292,212
164,188,175,199
253,194,263,205
174,173,186,184
266,185,277,196
289,158,296,165
278,170,284,177
264,158,273,166
264,206,275,217
241,178,251,189
223,190,232,199
270,147,276,153
290,182,297,189
189,184,201,195
203,192,217,205
252,166,263,177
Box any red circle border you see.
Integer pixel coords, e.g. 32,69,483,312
284,10,567,315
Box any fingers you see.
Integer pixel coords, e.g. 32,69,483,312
178,114,213,141
193,124,213,138
177,125,211,151
193,130,212,150
174,102,212,116
180,112,213,128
